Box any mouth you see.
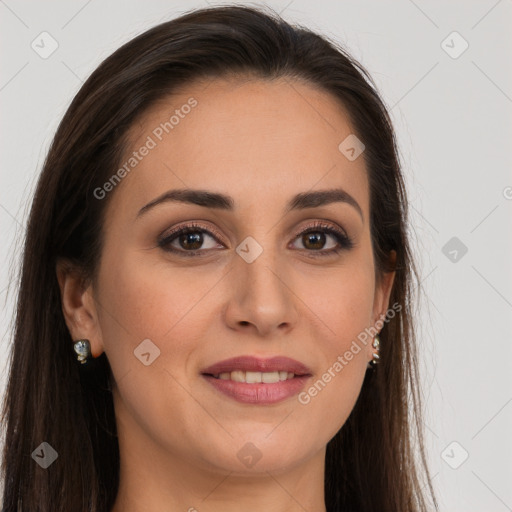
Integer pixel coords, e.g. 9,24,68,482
204,370,300,383
200,355,312,404
200,354,312,379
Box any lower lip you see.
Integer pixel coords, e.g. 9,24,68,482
202,374,311,404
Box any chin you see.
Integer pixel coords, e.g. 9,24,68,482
197,434,316,475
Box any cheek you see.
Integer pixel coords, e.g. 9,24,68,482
94,250,215,444
95,246,213,380
295,325,369,449
292,254,375,429
303,257,376,346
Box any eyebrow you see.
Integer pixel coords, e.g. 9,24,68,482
136,187,363,221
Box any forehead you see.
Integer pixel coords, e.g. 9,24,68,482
108,76,369,220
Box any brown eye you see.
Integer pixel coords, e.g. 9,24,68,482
158,221,354,258
290,222,354,257
158,223,223,256
176,231,204,251
301,231,328,250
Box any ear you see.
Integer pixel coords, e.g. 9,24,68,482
56,259,105,359
372,249,397,329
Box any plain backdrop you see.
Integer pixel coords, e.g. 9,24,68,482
1,1,511,510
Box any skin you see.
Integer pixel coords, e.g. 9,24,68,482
57,76,396,512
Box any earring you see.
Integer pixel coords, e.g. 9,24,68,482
73,339,91,364
367,334,380,369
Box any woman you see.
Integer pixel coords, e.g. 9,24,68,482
1,5,438,511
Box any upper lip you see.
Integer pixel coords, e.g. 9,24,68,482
201,356,312,376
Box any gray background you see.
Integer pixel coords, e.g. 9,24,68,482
1,1,511,510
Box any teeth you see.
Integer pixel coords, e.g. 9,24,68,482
213,370,296,382
262,372,279,383
231,370,245,382
246,371,262,383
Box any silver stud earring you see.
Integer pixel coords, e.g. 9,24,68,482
73,339,91,364
367,334,380,369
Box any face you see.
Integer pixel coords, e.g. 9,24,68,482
61,76,395,477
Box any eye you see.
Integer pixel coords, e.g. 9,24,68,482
158,222,223,257
158,220,354,257
289,221,354,257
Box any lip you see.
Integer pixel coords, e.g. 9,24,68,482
200,355,312,405
201,355,312,376
202,375,311,404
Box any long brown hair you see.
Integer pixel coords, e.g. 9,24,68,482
1,5,438,511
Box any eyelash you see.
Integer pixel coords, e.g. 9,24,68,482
157,221,354,258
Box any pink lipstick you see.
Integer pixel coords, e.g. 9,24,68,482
201,355,312,405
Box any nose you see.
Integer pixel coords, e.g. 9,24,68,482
223,242,299,338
